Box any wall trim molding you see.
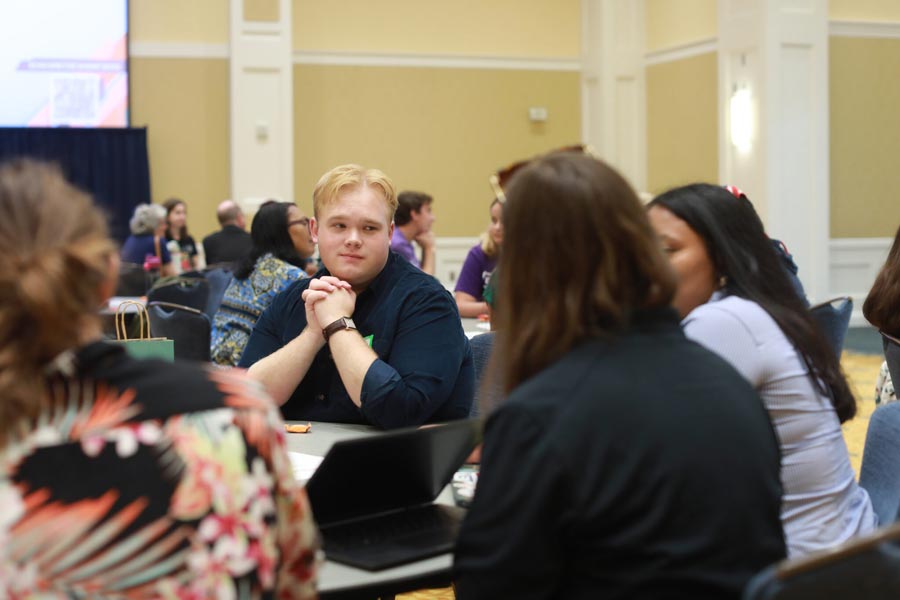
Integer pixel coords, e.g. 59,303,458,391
829,20,900,39
643,37,717,66
829,237,893,327
130,42,229,59
129,43,582,70
291,50,581,71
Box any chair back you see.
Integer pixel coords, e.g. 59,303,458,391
147,301,211,362
469,332,501,417
202,267,234,319
115,262,153,296
808,296,853,358
860,398,900,525
743,521,900,599
147,276,210,313
882,332,900,393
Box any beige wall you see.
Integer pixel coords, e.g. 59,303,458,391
645,52,719,194
645,0,717,52
830,0,900,21
294,65,581,236
829,37,900,238
128,1,581,240
130,58,231,239
130,0,228,44
293,0,580,58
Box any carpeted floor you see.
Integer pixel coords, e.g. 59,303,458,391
397,349,884,600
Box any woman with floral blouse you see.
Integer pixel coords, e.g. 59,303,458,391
0,159,319,598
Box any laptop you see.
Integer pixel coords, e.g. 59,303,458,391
305,419,481,571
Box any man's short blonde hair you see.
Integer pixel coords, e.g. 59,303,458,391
312,164,397,222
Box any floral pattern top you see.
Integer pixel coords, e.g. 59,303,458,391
1,341,319,599
211,254,306,367
875,360,896,405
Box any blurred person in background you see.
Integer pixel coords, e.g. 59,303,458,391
0,159,318,598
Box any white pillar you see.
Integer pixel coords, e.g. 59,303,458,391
581,0,647,192
718,0,830,302
229,0,294,213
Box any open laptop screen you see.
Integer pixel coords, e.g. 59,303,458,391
306,419,480,526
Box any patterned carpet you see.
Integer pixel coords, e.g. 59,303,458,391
396,351,883,600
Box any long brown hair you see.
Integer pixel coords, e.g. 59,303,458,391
493,152,676,393
0,159,115,444
863,224,900,337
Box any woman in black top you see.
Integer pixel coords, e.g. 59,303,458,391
164,197,199,270
453,152,786,599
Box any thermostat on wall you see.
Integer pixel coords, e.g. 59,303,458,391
528,106,548,122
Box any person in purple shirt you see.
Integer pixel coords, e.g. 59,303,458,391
390,191,436,274
455,197,503,317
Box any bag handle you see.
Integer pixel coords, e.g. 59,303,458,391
115,301,150,340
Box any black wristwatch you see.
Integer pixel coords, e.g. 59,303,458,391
322,316,357,342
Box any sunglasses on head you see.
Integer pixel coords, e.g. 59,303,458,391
489,144,598,203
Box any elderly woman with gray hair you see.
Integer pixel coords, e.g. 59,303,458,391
120,203,175,277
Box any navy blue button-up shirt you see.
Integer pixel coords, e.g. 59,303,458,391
239,252,474,428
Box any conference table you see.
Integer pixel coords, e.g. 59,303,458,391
460,317,490,339
285,421,458,600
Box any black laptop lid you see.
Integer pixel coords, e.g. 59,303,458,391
306,419,480,526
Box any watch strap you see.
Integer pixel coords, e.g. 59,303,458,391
322,317,356,342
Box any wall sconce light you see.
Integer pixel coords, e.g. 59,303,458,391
729,85,753,152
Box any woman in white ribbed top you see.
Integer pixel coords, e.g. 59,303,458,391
647,184,876,557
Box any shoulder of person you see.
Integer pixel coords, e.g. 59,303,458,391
685,295,764,328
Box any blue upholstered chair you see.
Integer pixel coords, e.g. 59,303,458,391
147,301,211,362
469,332,502,418
201,266,233,319
808,296,853,359
147,276,210,313
743,521,900,599
860,400,900,526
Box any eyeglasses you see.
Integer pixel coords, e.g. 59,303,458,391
489,144,598,203
288,217,310,228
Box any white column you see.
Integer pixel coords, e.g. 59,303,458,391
718,0,830,302
229,0,294,213
581,0,647,192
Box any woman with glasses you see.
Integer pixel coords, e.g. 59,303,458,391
0,160,318,597
211,201,316,366
454,152,786,599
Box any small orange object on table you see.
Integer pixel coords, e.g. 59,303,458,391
284,422,312,434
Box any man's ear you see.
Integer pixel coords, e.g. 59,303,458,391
310,217,319,243
388,221,394,239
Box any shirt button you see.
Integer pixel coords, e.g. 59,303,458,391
316,394,325,401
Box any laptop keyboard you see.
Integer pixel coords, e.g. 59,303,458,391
322,504,462,551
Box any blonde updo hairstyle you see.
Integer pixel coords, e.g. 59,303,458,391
0,160,115,441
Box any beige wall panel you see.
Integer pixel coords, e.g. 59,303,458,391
292,0,580,58
830,37,900,238
244,0,280,22
830,0,900,22
130,0,228,44
646,52,718,194
645,0,717,52
293,65,581,236
131,58,231,240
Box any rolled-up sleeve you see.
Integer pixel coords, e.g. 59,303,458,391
359,290,469,428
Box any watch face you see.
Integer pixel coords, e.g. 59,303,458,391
345,318,356,328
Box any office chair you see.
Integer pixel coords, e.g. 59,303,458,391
808,296,853,358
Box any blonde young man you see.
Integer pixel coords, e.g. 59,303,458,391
240,164,474,428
